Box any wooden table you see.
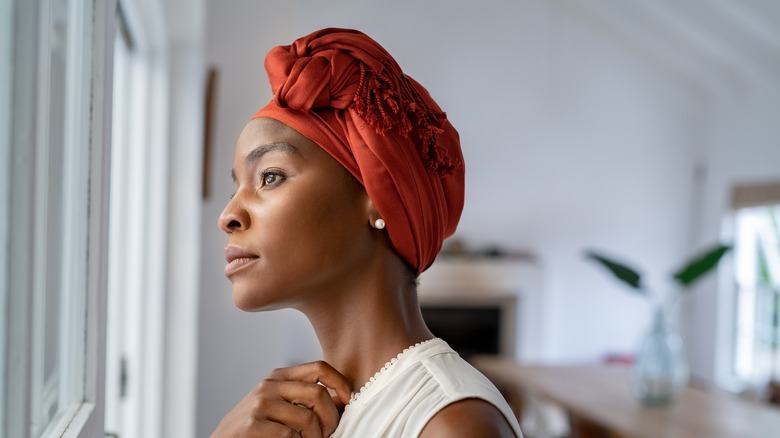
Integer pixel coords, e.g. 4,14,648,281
472,357,780,438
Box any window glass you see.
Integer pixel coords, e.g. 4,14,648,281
733,205,780,385
36,1,70,430
36,0,93,435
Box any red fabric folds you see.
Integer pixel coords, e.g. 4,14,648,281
253,28,464,274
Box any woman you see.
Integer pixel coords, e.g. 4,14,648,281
214,28,523,437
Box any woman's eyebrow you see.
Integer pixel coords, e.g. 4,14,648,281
246,142,301,165
231,142,301,182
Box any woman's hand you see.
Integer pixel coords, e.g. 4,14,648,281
211,361,352,438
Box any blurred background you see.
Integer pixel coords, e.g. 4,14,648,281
2,0,779,437
199,0,780,435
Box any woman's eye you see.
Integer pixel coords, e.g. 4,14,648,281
260,170,285,188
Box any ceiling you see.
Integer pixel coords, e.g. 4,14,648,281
574,0,780,95
185,0,780,95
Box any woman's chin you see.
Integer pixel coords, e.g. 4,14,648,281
232,288,264,312
231,287,285,312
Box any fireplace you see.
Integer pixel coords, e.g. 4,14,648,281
418,258,544,362
422,300,514,360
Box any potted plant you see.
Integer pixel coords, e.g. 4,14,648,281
584,243,731,406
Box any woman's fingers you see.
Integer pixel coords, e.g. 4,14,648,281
211,360,351,438
256,380,339,436
251,421,302,438
268,360,352,406
213,383,329,438
262,398,324,438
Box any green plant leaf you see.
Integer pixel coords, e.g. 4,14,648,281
672,244,732,288
585,251,644,292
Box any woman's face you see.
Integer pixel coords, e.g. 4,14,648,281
218,117,373,311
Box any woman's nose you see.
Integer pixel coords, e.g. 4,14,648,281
218,197,248,234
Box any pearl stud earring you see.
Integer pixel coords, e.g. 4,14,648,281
374,218,386,229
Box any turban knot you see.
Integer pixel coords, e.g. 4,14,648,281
254,28,465,273
268,48,361,111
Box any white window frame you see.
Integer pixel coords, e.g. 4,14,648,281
719,181,780,390
0,0,12,431
3,0,201,436
105,0,202,436
730,204,780,386
103,2,170,437
716,182,780,392
1,0,115,436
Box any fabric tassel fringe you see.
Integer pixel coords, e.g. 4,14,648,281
353,61,459,176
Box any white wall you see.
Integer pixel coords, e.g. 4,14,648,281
196,0,736,436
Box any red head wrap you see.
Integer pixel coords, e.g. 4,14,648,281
253,28,464,274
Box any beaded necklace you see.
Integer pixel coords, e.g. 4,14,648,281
344,338,438,409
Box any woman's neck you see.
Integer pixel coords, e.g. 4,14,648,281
299,258,434,394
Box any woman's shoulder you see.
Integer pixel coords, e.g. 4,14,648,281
418,342,508,399
412,341,523,437
418,398,519,437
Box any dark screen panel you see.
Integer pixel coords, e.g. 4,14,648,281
421,306,501,360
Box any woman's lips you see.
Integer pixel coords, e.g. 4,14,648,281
224,246,259,277
224,257,258,277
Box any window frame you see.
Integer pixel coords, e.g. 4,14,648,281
74,2,115,436
103,2,171,436
0,0,12,432
715,181,780,392
1,0,116,436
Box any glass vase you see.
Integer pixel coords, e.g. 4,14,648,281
630,307,689,406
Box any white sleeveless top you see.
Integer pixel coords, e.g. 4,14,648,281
331,338,523,437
